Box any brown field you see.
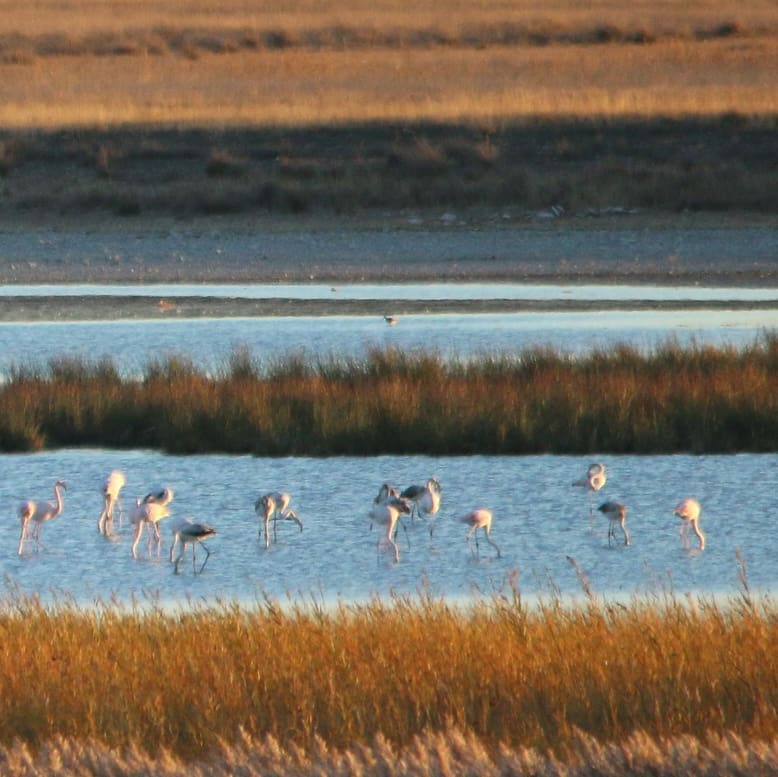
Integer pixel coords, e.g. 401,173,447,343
1,0,777,222
2,0,778,127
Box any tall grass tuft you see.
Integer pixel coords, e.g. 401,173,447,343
0,587,778,768
2,338,778,454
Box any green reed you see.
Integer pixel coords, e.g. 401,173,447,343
0,585,777,763
2,336,778,454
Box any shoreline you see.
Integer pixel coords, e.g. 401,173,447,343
1,211,777,320
3,295,778,322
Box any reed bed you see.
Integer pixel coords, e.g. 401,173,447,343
2,338,778,454
0,582,777,771
5,726,778,777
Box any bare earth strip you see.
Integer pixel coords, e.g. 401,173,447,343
0,213,777,320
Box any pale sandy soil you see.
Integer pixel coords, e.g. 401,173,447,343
1,210,777,320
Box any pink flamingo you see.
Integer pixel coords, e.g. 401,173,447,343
460,508,501,558
255,492,303,548
18,479,67,555
674,498,705,550
573,462,607,523
98,470,126,536
368,497,411,562
130,496,173,558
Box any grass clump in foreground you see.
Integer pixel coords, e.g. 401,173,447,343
2,336,778,454
0,577,778,773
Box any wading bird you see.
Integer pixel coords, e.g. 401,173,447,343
368,497,411,562
130,498,172,558
374,483,400,505
674,497,705,550
573,462,607,523
169,517,217,574
460,508,501,559
98,470,126,536
597,500,630,546
255,493,275,548
143,487,174,507
401,477,442,521
255,492,304,549
18,479,67,555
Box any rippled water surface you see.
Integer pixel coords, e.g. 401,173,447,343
2,449,775,607
2,309,777,378
3,283,775,608
3,282,778,302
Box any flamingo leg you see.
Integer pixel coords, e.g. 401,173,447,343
486,533,502,558
174,544,185,574
132,521,145,558
198,543,211,573
17,518,28,556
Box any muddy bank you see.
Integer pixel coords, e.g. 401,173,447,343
1,212,777,288
3,295,778,322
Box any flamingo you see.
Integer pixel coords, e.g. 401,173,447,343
597,500,630,546
401,477,442,521
169,517,217,574
368,497,411,562
130,498,172,558
674,497,705,550
573,462,607,523
374,482,400,505
18,479,67,555
143,487,174,506
255,493,275,548
255,492,303,548
460,508,501,558
98,470,126,536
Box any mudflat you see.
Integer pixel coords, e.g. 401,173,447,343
0,210,777,320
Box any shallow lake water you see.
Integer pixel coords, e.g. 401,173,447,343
2,309,778,379
2,449,774,608
3,282,778,303
2,282,775,608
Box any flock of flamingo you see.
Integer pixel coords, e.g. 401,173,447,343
572,462,706,551
14,462,705,573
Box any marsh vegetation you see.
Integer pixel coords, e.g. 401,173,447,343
0,581,777,774
2,338,778,454
1,0,777,218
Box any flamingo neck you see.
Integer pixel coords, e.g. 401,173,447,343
53,484,65,515
692,520,706,549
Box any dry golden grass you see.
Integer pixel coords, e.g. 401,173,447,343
6,0,777,39
1,0,777,127
3,727,778,776
0,583,777,773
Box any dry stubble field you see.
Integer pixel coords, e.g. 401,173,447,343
0,0,777,293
